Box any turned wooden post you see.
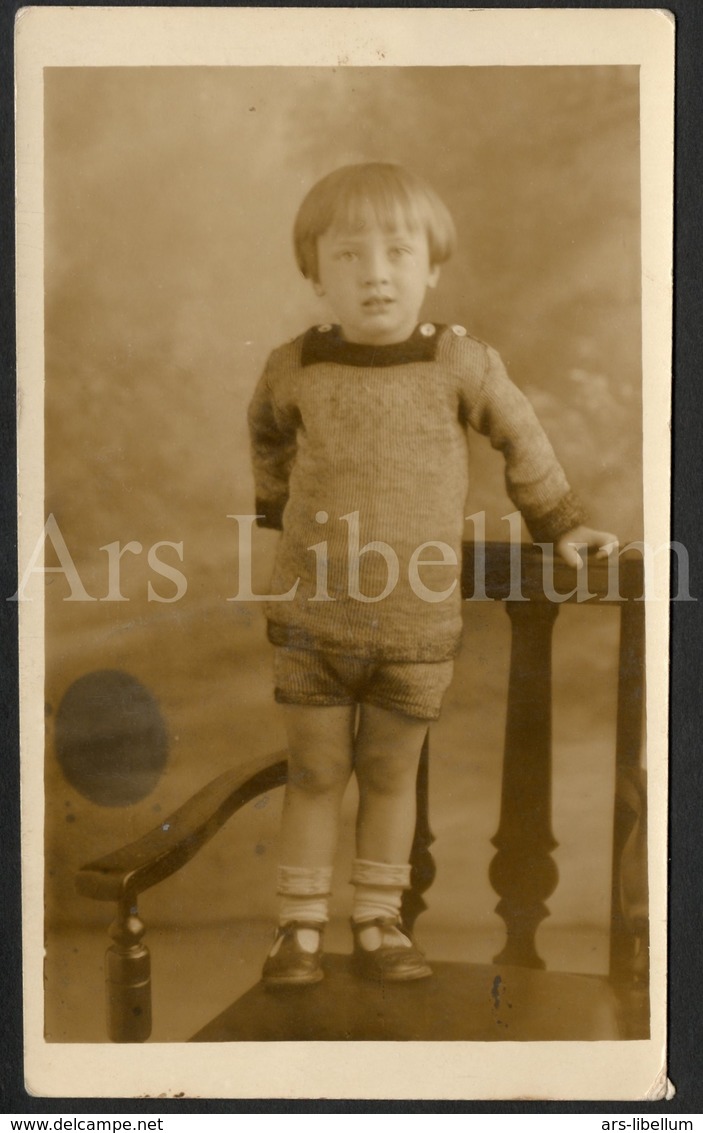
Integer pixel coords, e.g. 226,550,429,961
489,600,560,968
402,731,435,934
105,894,152,1042
610,598,647,982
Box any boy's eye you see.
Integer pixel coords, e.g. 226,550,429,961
337,250,358,262
388,246,411,259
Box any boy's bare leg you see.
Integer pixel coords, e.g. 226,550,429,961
355,702,427,863
279,703,356,868
351,703,431,970
262,705,356,982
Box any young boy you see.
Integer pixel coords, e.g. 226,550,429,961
247,162,615,987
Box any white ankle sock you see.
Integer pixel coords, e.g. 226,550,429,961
274,865,332,953
350,859,412,950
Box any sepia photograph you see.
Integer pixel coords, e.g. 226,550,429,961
15,6,673,1100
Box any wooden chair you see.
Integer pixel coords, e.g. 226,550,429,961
76,543,648,1043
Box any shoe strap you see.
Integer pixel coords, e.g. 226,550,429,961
352,916,404,931
279,919,326,934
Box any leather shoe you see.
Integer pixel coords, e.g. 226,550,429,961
351,916,432,982
262,921,325,988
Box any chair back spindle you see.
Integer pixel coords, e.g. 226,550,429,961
490,600,560,969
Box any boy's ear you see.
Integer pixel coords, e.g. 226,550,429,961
427,265,441,289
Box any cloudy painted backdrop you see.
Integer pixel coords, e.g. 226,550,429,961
43,66,640,1039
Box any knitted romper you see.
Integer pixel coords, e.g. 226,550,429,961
247,322,584,718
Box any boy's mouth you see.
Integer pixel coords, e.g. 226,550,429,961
362,296,395,313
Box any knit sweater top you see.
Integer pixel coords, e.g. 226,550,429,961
247,322,585,663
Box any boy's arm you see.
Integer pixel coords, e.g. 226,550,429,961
465,345,595,545
247,361,298,530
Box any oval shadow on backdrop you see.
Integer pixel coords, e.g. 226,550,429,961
54,669,169,806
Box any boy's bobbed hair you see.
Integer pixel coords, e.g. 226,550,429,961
293,162,457,281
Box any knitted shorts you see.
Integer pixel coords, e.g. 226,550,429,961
273,646,454,721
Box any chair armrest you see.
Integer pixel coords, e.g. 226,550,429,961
76,750,288,903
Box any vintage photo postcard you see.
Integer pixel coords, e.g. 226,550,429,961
16,6,674,1101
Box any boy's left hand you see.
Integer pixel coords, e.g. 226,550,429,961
555,525,619,569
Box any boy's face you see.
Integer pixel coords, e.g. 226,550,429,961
313,212,439,345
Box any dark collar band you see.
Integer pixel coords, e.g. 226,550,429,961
301,324,442,368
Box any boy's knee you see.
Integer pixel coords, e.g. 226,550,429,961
289,755,350,796
357,752,417,796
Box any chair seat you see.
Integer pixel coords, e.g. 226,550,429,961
191,954,646,1042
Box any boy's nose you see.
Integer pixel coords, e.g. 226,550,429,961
362,249,390,285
